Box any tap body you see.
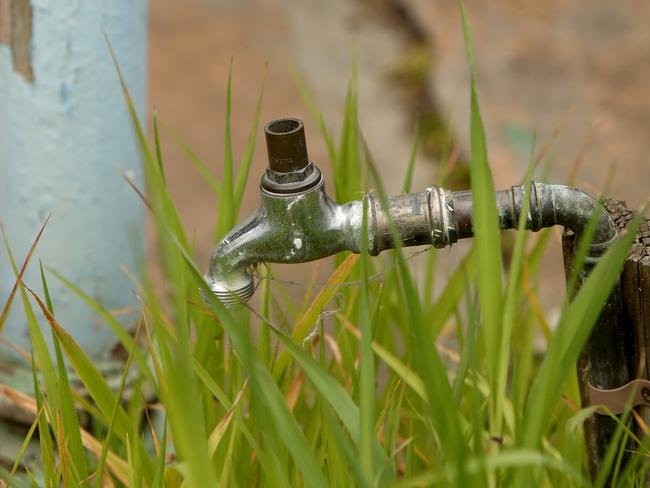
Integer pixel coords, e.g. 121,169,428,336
207,179,362,304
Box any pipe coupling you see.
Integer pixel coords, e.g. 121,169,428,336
367,186,458,255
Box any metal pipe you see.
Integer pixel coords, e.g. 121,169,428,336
206,119,617,305
206,179,616,298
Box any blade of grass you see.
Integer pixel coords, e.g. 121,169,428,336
273,254,359,377
233,69,266,214
459,0,504,437
208,380,246,457
30,353,56,486
8,405,40,478
23,285,132,437
289,66,338,166
2,225,61,450
338,313,425,401
215,59,236,241
105,36,157,179
161,121,219,194
93,328,137,488
364,139,469,482
39,262,89,486
151,418,167,488
495,154,536,440
152,108,166,182
320,400,371,488
245,304,395,482
0,214,50,335
359,184,377,480
429,250,475,338
402,122,420,194
0,382,131,485
140,292,269,472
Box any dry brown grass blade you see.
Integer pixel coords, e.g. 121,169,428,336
0,383,130,485
144,399,161,456
123,173,152,211
632,408,649,436
339,312,460,365
292,253,359,342
0,214,50,334
323,333,343,369
0,338,32,363
286,371,304,412
208,379,247,457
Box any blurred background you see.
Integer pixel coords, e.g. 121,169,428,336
150,0,650,312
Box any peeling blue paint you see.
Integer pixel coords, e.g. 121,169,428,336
0,0,147,363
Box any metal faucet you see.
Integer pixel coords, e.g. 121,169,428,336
206,117,617,306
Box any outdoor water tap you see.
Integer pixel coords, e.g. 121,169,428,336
206,117,627,480
206,117,617,306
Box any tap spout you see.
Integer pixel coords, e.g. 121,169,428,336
206,179,364,305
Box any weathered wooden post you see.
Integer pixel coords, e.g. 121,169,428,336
0,0,147,440
563,199,650,480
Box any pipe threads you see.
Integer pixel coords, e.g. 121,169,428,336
209,280,255,308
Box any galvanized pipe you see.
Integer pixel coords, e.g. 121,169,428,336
453,183,617,258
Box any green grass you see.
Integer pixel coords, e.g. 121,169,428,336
0,4,647,487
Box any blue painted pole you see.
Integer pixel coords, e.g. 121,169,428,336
0,1,147,365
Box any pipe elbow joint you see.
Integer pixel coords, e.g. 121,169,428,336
534,183,617,259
